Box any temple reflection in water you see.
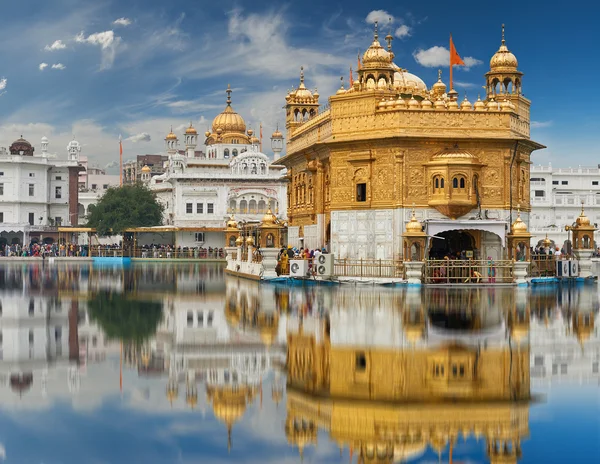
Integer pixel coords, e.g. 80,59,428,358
0,263,598,462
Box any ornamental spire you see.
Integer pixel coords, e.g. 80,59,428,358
374,20,379,40
501,23,506,45
226,84,232,106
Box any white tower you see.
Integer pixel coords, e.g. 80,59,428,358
41,136,49,157
184,122,198,158
141,165,151,183
67,137,81,162
165,127,178,155
270,125,284,161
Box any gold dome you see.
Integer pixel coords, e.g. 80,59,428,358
212,85,247,134
261,208,276,225
235,235,243,246
165,127,178,140
432,69,447,93
362,22,392,69
250,136,260,145
490,25,518,70
432,146,476,160
576,204,591,226
272,129,283,138
405,209,423,233
294,67,314,100
245,235,254,246
204,131,211,138
542,234,552,247
511,210,529,233
141,165,151,173
185,122,197,135
213,401,246,425
226,215,238,229
474,95,486,110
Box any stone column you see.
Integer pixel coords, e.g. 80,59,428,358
247,245,254,263
236,246,243,264
261,248,280,279
404,261,424,285
513,261,529,285
574,249,593,277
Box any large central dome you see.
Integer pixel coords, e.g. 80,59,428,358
212,84,246,134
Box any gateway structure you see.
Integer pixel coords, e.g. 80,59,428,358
278,25,544,260
145,87,287,248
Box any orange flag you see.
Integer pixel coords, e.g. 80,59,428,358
357,52,361,70
449,34,465,90
349,66,354,86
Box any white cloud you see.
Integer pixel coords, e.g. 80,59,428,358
366,10,394,24
39,62,48,71
413,46,482,70
126,132,151,143
395,25,411,39
0,443,5,460
531,120,553,129
113,17,132,27
75,30,122,69
44,39,67,51
0,78,6,91
51,63,66,70
453,81,480,89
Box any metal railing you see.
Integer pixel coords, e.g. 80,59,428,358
334,258,405,278
424,259,514,284
530,255,556,277
133,248,225,259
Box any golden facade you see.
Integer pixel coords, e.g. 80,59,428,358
278,24,544,259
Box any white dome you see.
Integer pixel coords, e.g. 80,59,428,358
391,64,427,95
67,139,80,149
41,136,49,143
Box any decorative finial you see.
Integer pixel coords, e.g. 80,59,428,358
226,84,232,106
374,20,378,40
411,202,416,218
581,200,585,215
437,69,442,81
516,203,522,218
501,24,506,45
300,66,304,84
339,76,344,90
385,17,393,53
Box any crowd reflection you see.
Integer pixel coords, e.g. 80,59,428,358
0,262,598,462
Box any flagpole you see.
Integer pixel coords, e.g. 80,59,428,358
119,135,123,186
449,35,453,91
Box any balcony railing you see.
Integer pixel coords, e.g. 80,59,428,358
424,259,514,284
334,258,404,278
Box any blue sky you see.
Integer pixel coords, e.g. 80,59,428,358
0,0,598,172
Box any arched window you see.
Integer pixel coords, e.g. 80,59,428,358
433,175,445,194
229,236,236,247
224,149,230,158
239,200,248,214
258,200,266,213
460,177,465,189
452,176,466,191
249,199,257,213
260,163,266,174
452,177,458,189
251,163,257,174
229,199,236,212
232,149,238,157
241,162,248,174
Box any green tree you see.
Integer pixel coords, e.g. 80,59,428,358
86,183,163,236
87,292,163,344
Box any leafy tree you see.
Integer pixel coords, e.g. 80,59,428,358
87,291,163,344
86,183,163,236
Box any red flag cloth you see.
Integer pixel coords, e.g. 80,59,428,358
450,35,465,66
357,53,361,70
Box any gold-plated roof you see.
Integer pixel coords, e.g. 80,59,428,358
165,127,178,140
226,215,238,229
405,209,423,233
576,204,591,226
362,22,392,69
490,24,518,70
511,209,529,233
432,147,476,160
141,165,151,173
185,122,198,135
261,208,276,226
294,67,314,100
212,85,247,134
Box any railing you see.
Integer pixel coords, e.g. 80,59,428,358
424,259,514,284
334,258,404,278
133,248,226,259
530,255,556,277
252,251,263,264
91,247,124,257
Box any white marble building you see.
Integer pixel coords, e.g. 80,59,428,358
529,164,600,248
146,87,287,248
0,136,82,244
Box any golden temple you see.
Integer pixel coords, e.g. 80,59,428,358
278,23,545,260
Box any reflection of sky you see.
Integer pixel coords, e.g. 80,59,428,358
0,380,598,463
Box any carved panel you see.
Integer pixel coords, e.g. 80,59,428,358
483,168,500,186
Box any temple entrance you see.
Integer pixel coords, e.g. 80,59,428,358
428,230,476,260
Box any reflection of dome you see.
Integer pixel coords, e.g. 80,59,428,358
393,442,427,462
212,85,247,134
9,136,34,156
10,373,33,396
490,32,518,71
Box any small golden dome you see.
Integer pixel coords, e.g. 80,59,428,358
447,99,459,110
271,129,283,138
434,98,446,109
185,122,197,135
405,209,423,233
486,98,499,110
511,208,529,233
501,99,513,111
362,22,392,69
204,131,211,138
432,146,476,160
212,85,247,134
460,96,472,110
235,235,243,246
247,129,254,136
408,96,420,108
141,165,151,173
542,234,552,247
421,96,433,108
576,204,591,226
294,67,315,100
432,69,447,93
261,208,276,225
245,235,254,246
490,25,518,70
250,136,260,145
165,127,178,140
474,95,486,110
226,215,238,229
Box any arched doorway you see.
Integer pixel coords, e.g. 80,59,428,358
428,230,476,260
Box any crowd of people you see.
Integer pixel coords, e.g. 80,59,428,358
0,242,90,257
137,244,225,259
275,246,329,276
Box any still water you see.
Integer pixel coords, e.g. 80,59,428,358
0,262,598,464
